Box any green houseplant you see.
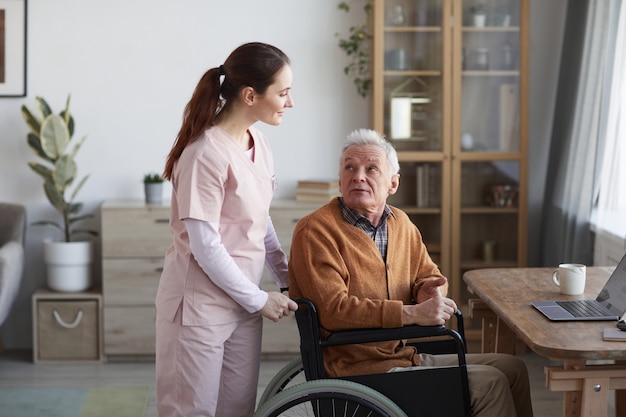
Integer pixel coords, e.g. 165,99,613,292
21,95,97,242
21,95,96,292
143,172,164,204
337,0,373,98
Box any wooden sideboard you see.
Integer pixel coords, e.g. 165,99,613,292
259,200,321,355
100,199,320,359
101,200,170,359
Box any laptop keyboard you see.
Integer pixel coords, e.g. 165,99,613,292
556,300,610,318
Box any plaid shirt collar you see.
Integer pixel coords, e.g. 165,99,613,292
338,197,395,259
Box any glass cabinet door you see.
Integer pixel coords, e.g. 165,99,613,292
374,0,452,272
376,0,448,153
451,0,528,321
457,0,522,153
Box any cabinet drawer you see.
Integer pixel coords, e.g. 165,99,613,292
103,306,156,355
270,207,316,245
34,297,102,362
102,206,171,257
103,259,161,306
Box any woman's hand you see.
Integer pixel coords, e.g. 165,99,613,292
260,292,298,322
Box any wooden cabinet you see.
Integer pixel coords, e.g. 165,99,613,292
101,200,171,358
101,199,318,358
260,200,321,355
372,0,528,343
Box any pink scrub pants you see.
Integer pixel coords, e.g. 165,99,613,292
156,306,263,417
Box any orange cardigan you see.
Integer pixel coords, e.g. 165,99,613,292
288,198,447,377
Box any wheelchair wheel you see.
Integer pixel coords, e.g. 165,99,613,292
258,357,305,405
254,378,408,417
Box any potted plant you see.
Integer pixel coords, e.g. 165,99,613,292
143,172,164,204
337,0,373,98
470,3,487,27
21,95,97,293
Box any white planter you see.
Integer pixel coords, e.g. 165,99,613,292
473,14,486,27
44,240,94,292
144,183,163,205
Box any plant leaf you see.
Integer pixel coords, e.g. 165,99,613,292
54,155,77,189
70,175,90,202
21,105,41,136
27,162,54,181
41,115,70,160
31,220,63,232
43,180,66,214
35,96,53,120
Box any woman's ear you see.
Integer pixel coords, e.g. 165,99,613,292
241,86,255,105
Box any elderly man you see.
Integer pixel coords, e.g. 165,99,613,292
288,129,533,417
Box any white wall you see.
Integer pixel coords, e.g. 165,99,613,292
0,0,566,349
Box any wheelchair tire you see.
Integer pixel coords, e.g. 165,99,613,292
258,357,305,406
254,378,408,417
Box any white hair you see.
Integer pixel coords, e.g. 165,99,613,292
340,129,400,176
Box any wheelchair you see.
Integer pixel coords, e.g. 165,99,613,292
255,297,472,417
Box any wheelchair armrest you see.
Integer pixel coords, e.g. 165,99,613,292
293,297,466,355
324,323,453,346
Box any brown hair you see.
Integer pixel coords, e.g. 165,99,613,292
163,42,290,180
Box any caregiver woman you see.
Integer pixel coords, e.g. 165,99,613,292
155,42,298,417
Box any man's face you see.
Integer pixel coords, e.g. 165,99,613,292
338,144,399,223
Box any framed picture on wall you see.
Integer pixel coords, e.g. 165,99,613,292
0,0,26,97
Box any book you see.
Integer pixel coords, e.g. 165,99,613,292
602,327,626,341
295,192,339,202
297,179,339,188
416,163,441,208
296,179,340,202
499,83,518,152
295,186,340,195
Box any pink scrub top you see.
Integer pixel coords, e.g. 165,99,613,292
156,126,276,326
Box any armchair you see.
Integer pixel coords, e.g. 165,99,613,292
0,203,26,336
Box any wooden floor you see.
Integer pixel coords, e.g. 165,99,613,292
0,350,616,416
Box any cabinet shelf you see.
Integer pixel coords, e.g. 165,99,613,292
461,207,518,214
463,26,520,33
463,70,520,77
456,152,521,160
385,26,442,33
384,70,442,77
399,207,442,215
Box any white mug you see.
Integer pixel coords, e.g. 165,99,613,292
552,263,586,295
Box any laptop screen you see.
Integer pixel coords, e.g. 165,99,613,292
596,253,626,316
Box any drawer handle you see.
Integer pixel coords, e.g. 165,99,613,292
52,309,84,329
155,267,164,273
155,218,169,224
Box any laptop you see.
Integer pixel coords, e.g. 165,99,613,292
532,252,626,321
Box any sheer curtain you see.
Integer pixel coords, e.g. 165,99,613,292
540,0,622,267
594,0,626,262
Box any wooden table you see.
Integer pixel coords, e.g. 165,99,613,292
464,267,626,417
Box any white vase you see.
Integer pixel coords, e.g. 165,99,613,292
44,240,93,292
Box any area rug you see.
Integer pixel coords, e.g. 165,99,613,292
0,386,150,417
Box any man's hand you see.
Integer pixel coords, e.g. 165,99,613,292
402,296,458,326
416,276,447,304
260,292,298,322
